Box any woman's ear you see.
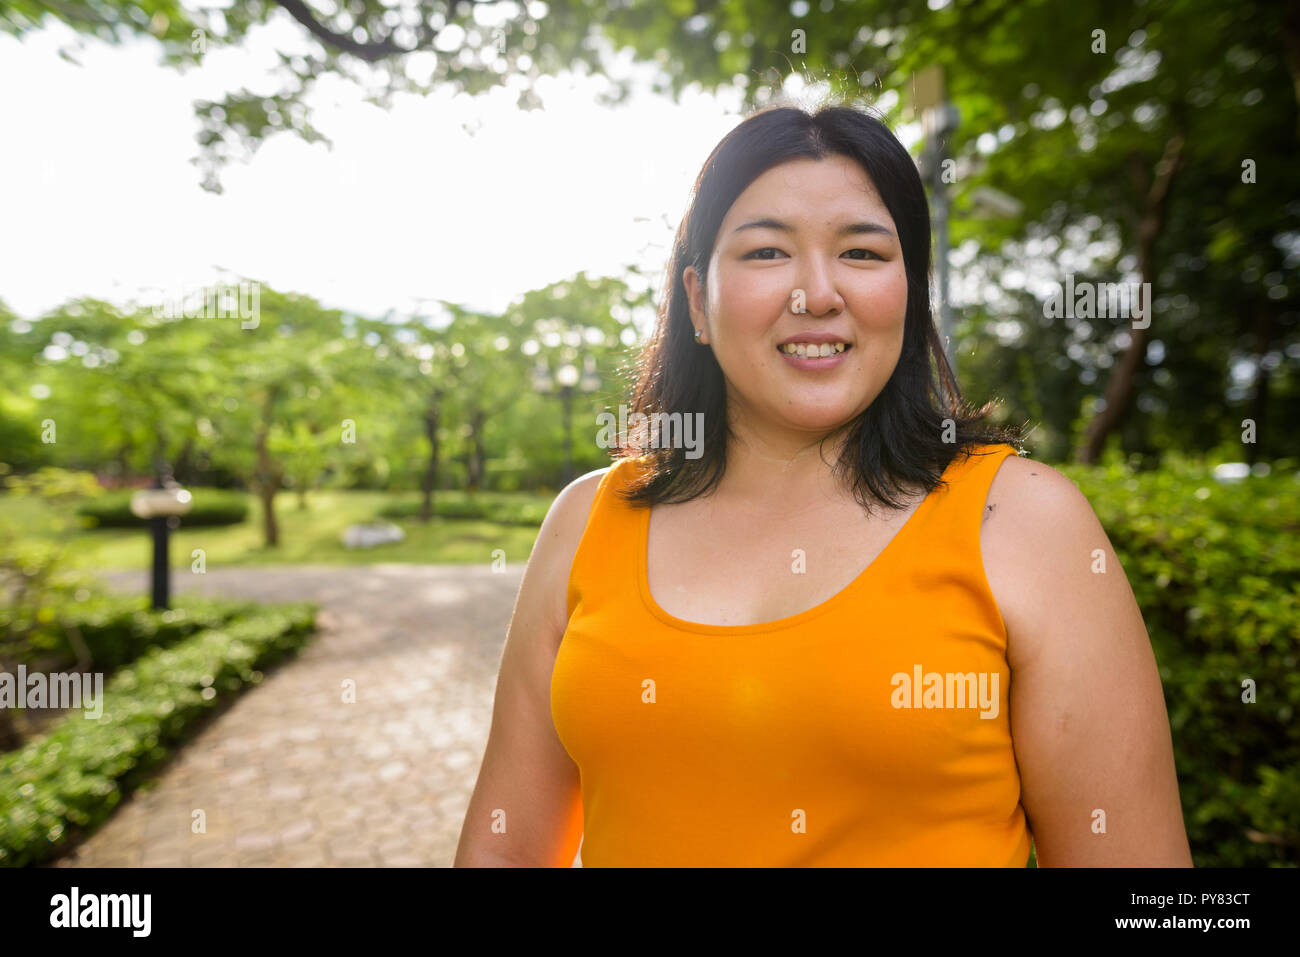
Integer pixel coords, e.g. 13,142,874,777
683,265,705,330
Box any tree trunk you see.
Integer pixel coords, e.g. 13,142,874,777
254,388,282,547
298,421,322,510
1077,133,1184,464
257,478,280,547
112,440,132,487
468,409,487,492
419,392,441,523
173,436,196,485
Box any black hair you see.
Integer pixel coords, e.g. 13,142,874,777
616,100,1028,513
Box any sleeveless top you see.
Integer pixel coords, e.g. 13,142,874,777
549,442,1032,866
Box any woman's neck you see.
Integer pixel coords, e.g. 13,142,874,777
717,419,852,509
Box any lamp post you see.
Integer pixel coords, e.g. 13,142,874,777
129,465,192,610
533,353,600,486
914,64,961,377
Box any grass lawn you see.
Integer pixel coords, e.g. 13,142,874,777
1,489,548,571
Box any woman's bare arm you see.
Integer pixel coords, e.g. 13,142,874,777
453,468,607,867
983,456,1194,866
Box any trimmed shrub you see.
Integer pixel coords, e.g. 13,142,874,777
1,593,262,675
0,602,316,867
75,488,249,528
378,491,548,526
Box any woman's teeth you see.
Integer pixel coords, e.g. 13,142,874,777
779,342,848,357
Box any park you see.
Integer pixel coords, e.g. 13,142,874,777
0,0,1296,879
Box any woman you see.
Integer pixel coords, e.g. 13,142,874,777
454,102,1192,867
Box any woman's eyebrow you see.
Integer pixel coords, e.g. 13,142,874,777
731,217,895,239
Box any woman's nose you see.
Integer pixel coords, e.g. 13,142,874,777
790,265,845,317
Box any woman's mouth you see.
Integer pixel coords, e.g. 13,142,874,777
777,340,851,369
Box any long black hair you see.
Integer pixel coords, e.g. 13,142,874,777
616,100,1029,514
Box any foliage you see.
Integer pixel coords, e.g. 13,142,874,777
0,515,92,750
0,0,635,192
1,2,1297,465
9,276,641,523
1,466,101,503
0,590,261,675
0,601,317,867
1062,457,1300,866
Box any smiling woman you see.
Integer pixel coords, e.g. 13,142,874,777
454,101,1193,868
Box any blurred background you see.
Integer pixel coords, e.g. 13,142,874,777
0,0,1296,868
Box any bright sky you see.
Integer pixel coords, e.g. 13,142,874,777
0,13,907,336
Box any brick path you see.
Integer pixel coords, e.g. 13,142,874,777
48,564,579,867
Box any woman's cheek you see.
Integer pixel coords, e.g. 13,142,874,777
857,273,908,329
888,270,911,320
713,288,772,342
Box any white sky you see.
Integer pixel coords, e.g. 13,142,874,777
0,13,913,336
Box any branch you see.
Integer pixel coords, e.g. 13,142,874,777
1137,131,1185,278
271,0,435,61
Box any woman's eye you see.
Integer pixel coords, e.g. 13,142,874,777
743,247,882,261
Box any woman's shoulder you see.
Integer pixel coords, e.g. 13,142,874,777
980,446,1110,648
979,444,1075,497
974,443,1090,526
935,441,1022,488
527,464,621,640
548,465,612,528
959,440,1023,463
542,456,644,537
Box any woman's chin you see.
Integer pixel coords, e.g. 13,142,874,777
778,404,861,433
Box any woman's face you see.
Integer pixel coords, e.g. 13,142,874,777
684,154,910,440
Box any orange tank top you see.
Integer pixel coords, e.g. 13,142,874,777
550,442,1032,866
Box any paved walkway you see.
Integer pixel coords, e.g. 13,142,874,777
49,564,577,867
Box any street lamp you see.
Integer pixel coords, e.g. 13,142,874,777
533,352,600,486
129,468,192,610
970,186,1024,220
914,64,961,376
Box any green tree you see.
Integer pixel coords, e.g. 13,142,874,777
9,1,1297,463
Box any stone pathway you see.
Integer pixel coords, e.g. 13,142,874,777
47,564,578,867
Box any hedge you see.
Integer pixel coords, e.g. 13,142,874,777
0,601,316,867
1062,457,1299,867
1,593,263,675
74,488,249,528
378,490,549,526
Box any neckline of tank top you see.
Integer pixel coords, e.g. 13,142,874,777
630,443,1007,635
